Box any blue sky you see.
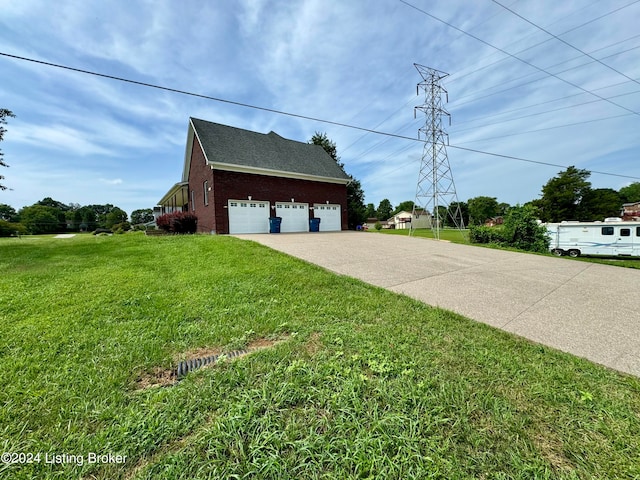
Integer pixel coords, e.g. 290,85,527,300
1,0,639,217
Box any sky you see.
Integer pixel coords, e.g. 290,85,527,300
1,0,640,217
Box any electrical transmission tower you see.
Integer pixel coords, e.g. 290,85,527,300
410,63,464,239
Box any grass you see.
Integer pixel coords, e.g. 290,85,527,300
1,233,639,479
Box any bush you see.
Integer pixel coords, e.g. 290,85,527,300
0,220,28,237
156,212,198,234
469,205,549,253
469,225,508,245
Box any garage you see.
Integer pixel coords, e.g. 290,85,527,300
228,200,270,234
313,204,342,231
276,202,309,232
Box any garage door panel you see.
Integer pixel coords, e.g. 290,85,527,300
314,204,341,231
228,200,270,234
276,203,309,233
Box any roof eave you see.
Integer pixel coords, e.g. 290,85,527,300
209,162,351,185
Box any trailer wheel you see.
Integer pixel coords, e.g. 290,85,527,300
552,249,564,256
568,249,580,258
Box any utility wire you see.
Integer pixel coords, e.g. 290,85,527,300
2,51,639,181
399,0,640,116
491,0,640,87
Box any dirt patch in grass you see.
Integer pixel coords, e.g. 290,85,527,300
304,332,323,356
134,336,289,390
533,429,574,472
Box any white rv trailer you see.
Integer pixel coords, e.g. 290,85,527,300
545,218,640,257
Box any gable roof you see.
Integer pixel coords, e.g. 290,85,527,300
183,118,351,184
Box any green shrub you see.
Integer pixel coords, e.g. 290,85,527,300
0,220,27,237
469,225,508,245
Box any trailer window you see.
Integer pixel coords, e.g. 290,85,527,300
621,228,631,237
601,226,614,235
637,227,640,237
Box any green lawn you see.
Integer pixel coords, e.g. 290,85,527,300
1,234,639,479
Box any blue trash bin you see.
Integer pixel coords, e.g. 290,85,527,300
309,218,321,232
269,217,282,233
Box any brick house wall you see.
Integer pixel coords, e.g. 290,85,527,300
188,138,349,234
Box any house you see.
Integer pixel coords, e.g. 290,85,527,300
484,216,504,227
388,209,432,230
363,218,390,230
157,118,351,234
621,202,640,221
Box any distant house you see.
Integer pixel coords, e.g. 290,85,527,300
364,217,390,230
156,118,351,234
388,209,432,230
621,202,640,221
484,216,504,227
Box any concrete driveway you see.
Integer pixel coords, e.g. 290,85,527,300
233,231,640,377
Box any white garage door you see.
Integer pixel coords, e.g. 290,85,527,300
275,202,309,233
228,200,270,234
313,204,342,231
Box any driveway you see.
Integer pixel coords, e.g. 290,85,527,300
234,231,640,377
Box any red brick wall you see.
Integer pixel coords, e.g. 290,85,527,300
188,139,349,234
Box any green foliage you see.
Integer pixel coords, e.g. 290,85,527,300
0,108,15,190
0,219,27,236
131,208,154,225
619,182,640,203
468,196,500,225
157,211,198,233
309,131,341,167
578,188,622,220
363,203,376,219
502,204,549,253
0,203,17,221
374,221,382,231
18,205,64,234
539,166,591,222
105,207,128,228
376,198,393,220
470,205,548,253
391,200,415,216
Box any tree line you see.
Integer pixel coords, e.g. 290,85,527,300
0,197,154,236
361,167,640,226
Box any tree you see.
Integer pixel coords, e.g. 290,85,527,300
392,200,415,216
0,203,17,221
376,199,393,220
445,201,469,227
539,166,591,222
131,208,154,225
364,203,376,220
37,197,70,211
578,188,622,221
619,182,640,204
19,205,62,234
309,132,341,168
467,196,499,225
346,178,367,229
0,109,15,191
502,204,549,253
309,132,366,229
105,207,128,229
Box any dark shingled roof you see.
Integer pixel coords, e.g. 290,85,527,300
190,118,350,182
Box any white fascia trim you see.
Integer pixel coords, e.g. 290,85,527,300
182,119,213,182
209,162,351,185
157,181,189,206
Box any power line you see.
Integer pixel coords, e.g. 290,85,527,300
399,0,640,117
491,0,640,88
1,51,639,182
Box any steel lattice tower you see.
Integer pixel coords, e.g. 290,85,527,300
411,63,464,239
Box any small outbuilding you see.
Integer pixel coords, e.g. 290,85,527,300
157,118,351,234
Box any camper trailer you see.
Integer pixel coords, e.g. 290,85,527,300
545,218,640,257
